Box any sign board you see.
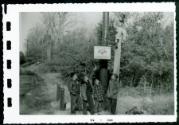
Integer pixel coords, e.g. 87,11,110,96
94,46,111,60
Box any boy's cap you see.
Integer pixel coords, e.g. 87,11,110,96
70,72,77,77
78,72,86,81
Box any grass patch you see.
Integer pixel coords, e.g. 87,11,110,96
116,87,174,115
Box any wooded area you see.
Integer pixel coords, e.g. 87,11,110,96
22,12,174,93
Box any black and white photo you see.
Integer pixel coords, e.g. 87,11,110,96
3,3,176,123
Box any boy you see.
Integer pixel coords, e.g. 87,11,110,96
93,78,104,114
81,75,95,114
107,74,119,114
80,75,87,114
69,73,81,114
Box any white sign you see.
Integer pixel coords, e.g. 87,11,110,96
94,46,111,60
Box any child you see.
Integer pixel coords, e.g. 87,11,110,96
81,75,95,114
107,74,119,114
80,75,87,114
69,73,81,114
93,78,104,114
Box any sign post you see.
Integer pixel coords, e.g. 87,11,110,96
99,12,110,111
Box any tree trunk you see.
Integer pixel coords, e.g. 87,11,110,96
99,66,109,93
113,40,122,75
47,45,52,62
99,12,109,111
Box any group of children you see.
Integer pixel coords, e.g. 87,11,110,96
69,72,119,115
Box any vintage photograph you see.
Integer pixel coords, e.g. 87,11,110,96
19,12,174,115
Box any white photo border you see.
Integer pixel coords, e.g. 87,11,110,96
3,3,177,123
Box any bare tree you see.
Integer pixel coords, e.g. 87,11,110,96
41,12,70,62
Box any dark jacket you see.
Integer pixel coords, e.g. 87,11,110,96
70,80,80,95
86,80,93,94
91,69,100,85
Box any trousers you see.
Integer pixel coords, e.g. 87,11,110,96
70,94,81,114
108,98,117,114
94,99,103,113
87,94,95,114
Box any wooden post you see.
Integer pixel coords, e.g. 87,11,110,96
56,84,60,101
99,12,109,110
56,84,66,110
99,12,109,89
113,15,127,76
59,87,65,110
103,12,109,46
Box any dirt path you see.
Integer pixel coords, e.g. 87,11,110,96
40,73,60,101
37,72,71,114
23,63,111,115
23,63,71,114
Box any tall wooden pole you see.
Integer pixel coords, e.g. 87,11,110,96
102,12,109,45
113,15,126,76
99,12,109,111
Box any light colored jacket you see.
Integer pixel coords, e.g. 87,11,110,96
107,79,119,99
